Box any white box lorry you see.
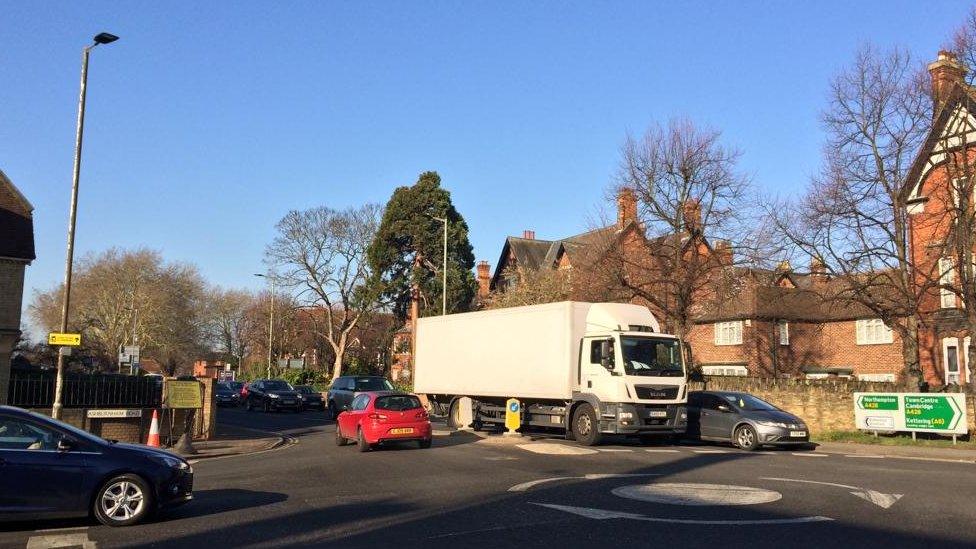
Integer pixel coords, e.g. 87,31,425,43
414,301,687,445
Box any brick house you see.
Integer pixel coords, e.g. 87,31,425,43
904,50,976,386
0,170,35,404
484,188,904,381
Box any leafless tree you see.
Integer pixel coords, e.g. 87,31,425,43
203,287,256,373
769,45,933,387
951,6,976,87
484,266,572,309
609,118,755,366
266,204,382,382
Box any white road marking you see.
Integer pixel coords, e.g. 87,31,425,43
760,477,903,509
533,503,833,525
484,456,518,461
508,473,661,492
791,452,828,457
26,532,97,549
595,448,633,452
692,449,730,454
32,527,88,533
516,443,598,455
612,482,782,506
644,449,680,453
845,454,885,459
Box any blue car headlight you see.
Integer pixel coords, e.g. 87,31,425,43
149,453,191,472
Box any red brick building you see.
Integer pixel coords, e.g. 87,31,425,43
485,189,904,381
905,50,976,386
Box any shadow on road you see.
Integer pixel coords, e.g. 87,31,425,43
161,489,289,521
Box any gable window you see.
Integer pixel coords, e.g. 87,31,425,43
940,257,956,309
714,321,743,346
778,321,789,346
855,319,893,345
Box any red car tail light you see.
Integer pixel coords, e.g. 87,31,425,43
368,413,388,421
414,410,429,420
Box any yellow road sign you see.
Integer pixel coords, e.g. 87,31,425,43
164,380,202,409
48,333,82,347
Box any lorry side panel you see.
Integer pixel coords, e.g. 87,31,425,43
414,301,587,400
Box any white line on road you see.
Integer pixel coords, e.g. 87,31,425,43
791,452,828,457
508,477,576,492
845,454,885,459
508,473,661,492
533,503,833,525
595,448,633,452
760,477,903,509
644,449,680,453
692,449,730,454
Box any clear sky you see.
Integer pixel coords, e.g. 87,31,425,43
3,1,972,330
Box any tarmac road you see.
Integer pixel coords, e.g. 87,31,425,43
4,406,976,548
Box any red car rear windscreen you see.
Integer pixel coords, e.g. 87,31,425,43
375,395,421,411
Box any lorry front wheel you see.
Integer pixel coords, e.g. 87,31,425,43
447,399,463,429
572,404,602,446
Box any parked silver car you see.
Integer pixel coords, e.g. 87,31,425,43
686,391,810,451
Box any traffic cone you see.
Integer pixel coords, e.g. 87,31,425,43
147,409,161,447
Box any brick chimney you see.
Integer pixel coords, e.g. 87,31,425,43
522,230,535,240
809,256,829,284
682,198,702,233
929,50,967,114
476,260,491,298
617,188,638,229
713,239,733,266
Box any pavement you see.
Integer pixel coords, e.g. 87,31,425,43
5,407,976,548
173,420,286,461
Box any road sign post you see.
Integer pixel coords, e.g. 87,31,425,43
854,392,968,440
48,333,81,346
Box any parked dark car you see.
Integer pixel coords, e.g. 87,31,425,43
215,382,241,407
0,405,192,526
326,376,395,418
244,379,301,413
294,385,325,411
686,391,810,451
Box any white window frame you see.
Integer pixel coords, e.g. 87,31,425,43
940,257,956,309
857,373,896,383
942,337,961,385
778,321,789,346
701,365,748,376
714,321,743,346
855,319,893,345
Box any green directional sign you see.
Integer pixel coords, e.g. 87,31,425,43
857,395,899,411
903,395,962,431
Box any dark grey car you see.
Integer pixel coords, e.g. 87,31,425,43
326,376,395,418
686,391,809,451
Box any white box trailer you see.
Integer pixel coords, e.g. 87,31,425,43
415,301,687,445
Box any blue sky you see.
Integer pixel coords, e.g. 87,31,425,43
3,1,972,326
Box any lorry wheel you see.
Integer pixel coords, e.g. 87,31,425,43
572,404,602,446
447,399,462,429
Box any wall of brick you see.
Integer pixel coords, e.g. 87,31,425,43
691,376,976,436
689,319,904,379
0,259,27,406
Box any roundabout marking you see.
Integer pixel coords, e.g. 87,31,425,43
612,482,782,506
516,443,598,455
532,503,832,525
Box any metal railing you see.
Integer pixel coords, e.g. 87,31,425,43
7,371,162,409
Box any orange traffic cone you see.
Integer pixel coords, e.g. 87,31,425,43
147,409,161,447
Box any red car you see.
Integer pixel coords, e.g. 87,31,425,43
335,392,432,451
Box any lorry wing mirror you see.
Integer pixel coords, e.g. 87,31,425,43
599,340,613,370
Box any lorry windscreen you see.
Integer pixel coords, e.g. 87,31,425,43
620,337,683,377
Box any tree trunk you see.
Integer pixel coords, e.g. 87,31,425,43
900,315,923,390
329,351,343,384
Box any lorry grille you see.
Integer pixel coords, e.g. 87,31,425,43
634,385,679,400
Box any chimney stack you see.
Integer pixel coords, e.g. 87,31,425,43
809,256,829,284
476,260,491,299
928,50,967,114
617,187,638,229
713,239,733,266
682,198,702,233
522,230,535,240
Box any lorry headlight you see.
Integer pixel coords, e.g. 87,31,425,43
618,412,633,420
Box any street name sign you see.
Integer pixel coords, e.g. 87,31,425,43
87,409,143,419
48,332,81,346
854,392,967,435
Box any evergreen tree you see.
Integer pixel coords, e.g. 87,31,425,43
367,171,477,322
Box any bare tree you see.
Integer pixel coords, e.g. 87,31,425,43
951,6,976,87
484,266,572,309
204,287,256,373
266,204,382,382
610,118,754,366
770,45,933,387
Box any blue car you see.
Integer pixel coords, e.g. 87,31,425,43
0,405,193,526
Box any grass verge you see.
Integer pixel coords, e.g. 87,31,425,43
815,430,973,449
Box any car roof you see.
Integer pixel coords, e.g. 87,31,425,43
360,391,411,397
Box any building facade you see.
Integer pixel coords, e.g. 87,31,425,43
0,170,35,404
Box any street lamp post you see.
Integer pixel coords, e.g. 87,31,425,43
254,274,276,378
52,32,119,420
